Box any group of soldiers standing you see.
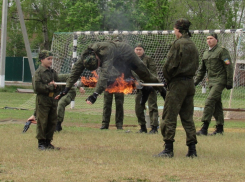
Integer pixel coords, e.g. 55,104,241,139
30,18,233,158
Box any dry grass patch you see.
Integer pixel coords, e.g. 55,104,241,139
0,124,245,182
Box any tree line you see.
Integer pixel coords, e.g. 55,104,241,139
0,0,244,57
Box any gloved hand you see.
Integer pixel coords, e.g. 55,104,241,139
57,87,70,99
226,85,233,90
160,88,167,100
140,86,153,106
86,92,99,104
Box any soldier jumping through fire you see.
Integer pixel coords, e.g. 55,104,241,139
56,41,166,104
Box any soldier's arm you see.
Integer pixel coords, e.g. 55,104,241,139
194,59,206,86
66,57,86,89
58,74,70,82
221,48,233,86
162,42,180,83
34,71,56,94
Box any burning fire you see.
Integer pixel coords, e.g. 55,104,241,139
81,71,98,88
105,74,136,94
81,72,136,94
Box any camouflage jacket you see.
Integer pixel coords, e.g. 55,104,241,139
194,44,233,87
33,65,59,96
163,33,199,83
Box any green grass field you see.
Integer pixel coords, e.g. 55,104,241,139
1,86,245,181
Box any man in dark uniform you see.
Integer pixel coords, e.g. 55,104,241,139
194,33,233,136
59,41,165,105
154,18,199,158
101,35,124,130
33,50,60,150
134,43,159,134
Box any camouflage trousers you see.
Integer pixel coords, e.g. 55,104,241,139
160,79,197,145
135,89,159,127
57,92,76,123
102,91,124,127
36,95,58,140
201,84,225,125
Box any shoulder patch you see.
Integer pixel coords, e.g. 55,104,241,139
224,58,230,65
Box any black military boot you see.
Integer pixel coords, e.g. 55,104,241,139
209,124,224,136
186,143,197,158
100,125,109,130
149,126,158,134
55,122,62,132
137,124,147,133
38,139,46,150
153,142,174,158
196,122,209,136
46,139,60,150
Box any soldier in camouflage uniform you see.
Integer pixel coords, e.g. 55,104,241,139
154,18,199,158
27,75,84,132
194,33,233,136
134,43,159,134
101,35,125,130
33,50,60,150
60,41,165,105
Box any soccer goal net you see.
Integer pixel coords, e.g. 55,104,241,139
20,29,245,120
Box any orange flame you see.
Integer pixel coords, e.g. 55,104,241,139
105,74,136,94
81,71,98,88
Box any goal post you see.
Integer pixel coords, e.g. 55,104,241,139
20,29,245,120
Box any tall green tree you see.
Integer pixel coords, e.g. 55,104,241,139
64,0,102,31
9,0,67,50
133,0,169,30
215,0,245,29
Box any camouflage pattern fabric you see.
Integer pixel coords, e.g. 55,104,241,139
135,54,159,127
194,44,233,125
33,65,59,140
102,91,124,128
160,33,199,145
39,50,53,61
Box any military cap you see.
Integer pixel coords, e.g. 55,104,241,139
134,43,145,50
112,35,123,42
208,33,218,40
83,54,98,71
39,50,53,61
